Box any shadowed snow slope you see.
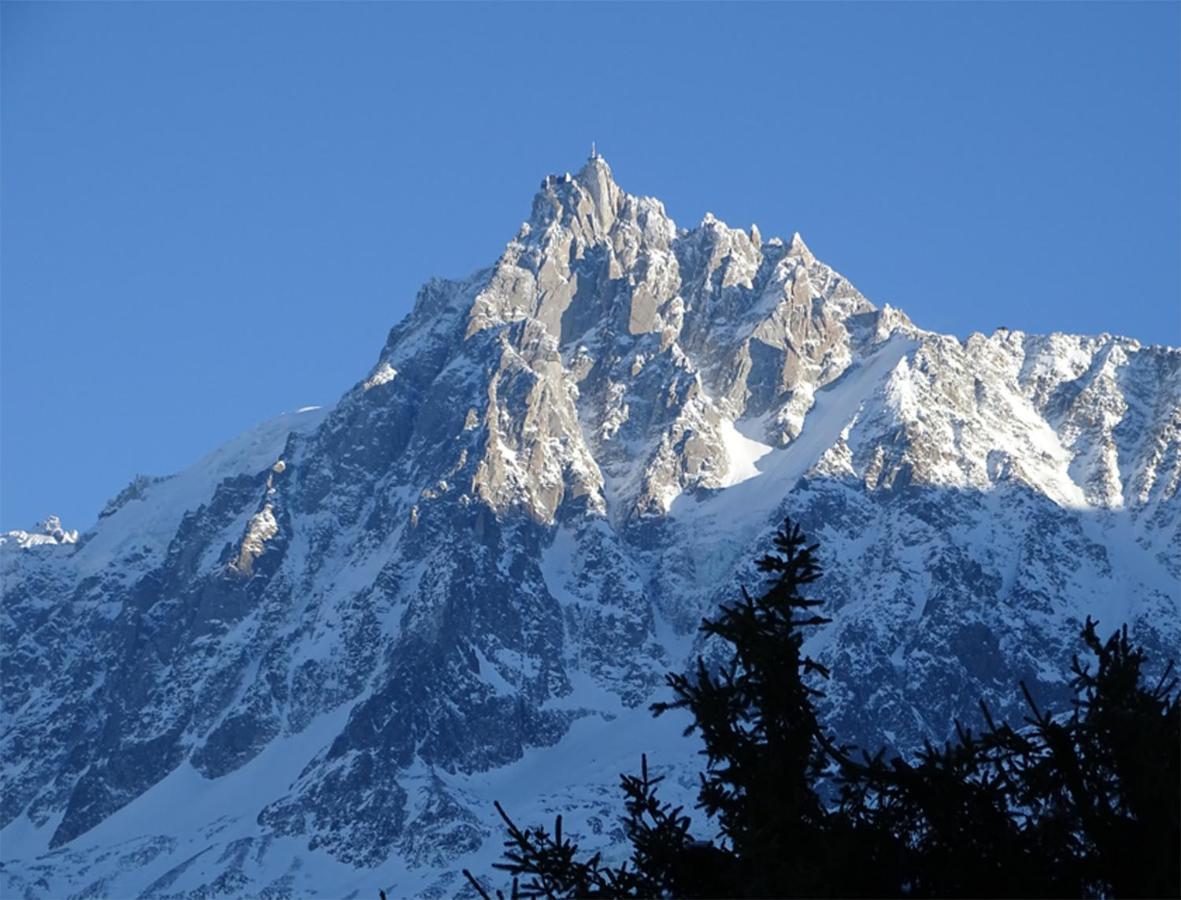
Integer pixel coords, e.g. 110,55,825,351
3,156,1178,898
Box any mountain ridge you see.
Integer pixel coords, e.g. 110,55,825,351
2,155,1178,898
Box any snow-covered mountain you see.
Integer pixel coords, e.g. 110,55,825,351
3,154,1178,898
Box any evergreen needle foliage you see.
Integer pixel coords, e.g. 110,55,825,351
464,520,1180,899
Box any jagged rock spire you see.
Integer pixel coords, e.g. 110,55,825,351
786,231,815,265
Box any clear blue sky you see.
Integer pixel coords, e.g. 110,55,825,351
2,2,1179,531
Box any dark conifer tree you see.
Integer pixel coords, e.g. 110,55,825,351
464,520,1180,899
647,520,894,896
834,618,1180,898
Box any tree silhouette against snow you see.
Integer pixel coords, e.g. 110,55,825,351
464,519,1180,899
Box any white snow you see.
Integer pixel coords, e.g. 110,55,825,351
70,406,328,580
1,515,79,549
0,703,359,898
231,504,278,576
362,362,398,391
672,336,919,527
717,418,774,487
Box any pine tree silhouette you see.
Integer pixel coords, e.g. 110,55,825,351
465,520,1181,899
647,520,851,896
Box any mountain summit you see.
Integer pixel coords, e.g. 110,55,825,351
3,158,1179,897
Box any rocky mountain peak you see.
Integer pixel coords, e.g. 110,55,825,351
1,155,1178,899
786,230,815,265
524,152,631,247
573,152,621,225
1,514,78,548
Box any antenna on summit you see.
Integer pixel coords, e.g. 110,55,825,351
590,141,598,160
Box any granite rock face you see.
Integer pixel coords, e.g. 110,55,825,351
3,155,1178,897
